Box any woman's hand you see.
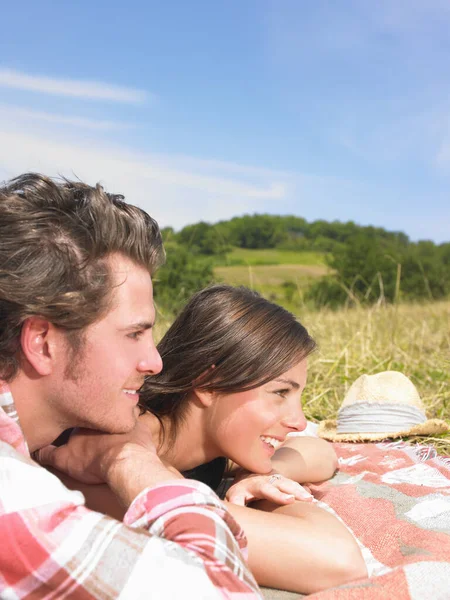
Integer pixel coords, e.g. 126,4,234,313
225,469,314,506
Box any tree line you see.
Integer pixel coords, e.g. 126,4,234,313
306,235,450,308
161,214,411,255
155,214,450,312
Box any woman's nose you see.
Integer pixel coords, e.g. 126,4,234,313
282,404,307,432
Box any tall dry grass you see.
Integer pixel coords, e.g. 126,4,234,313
301,300,450,454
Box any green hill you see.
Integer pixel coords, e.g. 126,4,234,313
222,247,328,266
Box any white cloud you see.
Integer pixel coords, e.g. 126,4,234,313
433,113,450,171
367,0,450,37
0,108,446,241
267,0,450,59
0,68,148,104
0,105,131,131
0,119,288,229
333,108,445,166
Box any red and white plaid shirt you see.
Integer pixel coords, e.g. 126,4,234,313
0,381,261,599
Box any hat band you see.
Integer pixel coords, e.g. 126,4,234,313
337,403,426,434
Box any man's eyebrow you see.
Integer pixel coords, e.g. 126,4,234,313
121,321,155,332
273,378,300,390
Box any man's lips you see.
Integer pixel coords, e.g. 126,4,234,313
123,389,140,402
123,380,145,396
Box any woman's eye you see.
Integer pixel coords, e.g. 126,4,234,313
274,389,290,399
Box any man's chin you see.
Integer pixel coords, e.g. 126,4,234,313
108,413,139,435
85,408,139,435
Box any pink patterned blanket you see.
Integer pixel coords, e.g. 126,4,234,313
306,441,450,599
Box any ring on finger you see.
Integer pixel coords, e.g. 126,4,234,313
268,473,282,485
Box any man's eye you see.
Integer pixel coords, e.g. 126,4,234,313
128,331,143,340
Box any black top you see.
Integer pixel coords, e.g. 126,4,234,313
182,457,228,492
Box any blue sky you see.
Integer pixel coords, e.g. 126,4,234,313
0,0,449,242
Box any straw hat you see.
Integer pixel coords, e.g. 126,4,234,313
318,371,450,442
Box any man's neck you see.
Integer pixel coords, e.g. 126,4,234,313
9,373,65,453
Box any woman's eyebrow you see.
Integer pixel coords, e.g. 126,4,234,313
273,378,300,390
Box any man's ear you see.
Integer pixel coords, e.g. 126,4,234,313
20,317,57,376
192,388,215,408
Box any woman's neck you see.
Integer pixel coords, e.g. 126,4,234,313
139,404,219,472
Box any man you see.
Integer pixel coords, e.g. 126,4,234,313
0,173,260,598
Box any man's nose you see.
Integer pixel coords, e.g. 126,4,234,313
137,344,163,375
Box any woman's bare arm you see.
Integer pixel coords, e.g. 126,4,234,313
225,437,366,593
227,500,367,594
270,436,338,483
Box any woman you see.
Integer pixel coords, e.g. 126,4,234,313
54,285,367,594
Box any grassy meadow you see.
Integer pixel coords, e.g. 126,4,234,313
223,247,328,266
214,247,329,309
156,247,450,454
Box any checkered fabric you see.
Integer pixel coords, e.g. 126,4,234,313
0,381,261,599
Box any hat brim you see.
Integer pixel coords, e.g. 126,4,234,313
318,418,450,443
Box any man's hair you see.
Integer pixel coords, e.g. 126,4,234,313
0,172,165,380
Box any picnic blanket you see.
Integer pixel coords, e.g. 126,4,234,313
262,440,450,599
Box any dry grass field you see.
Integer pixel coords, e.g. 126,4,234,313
301,300,450,454
156,299,450,454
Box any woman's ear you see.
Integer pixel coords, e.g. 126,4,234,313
20,317,56,376
192,388,215,408
191,365,216,408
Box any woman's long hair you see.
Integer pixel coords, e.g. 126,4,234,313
141,284,316,445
